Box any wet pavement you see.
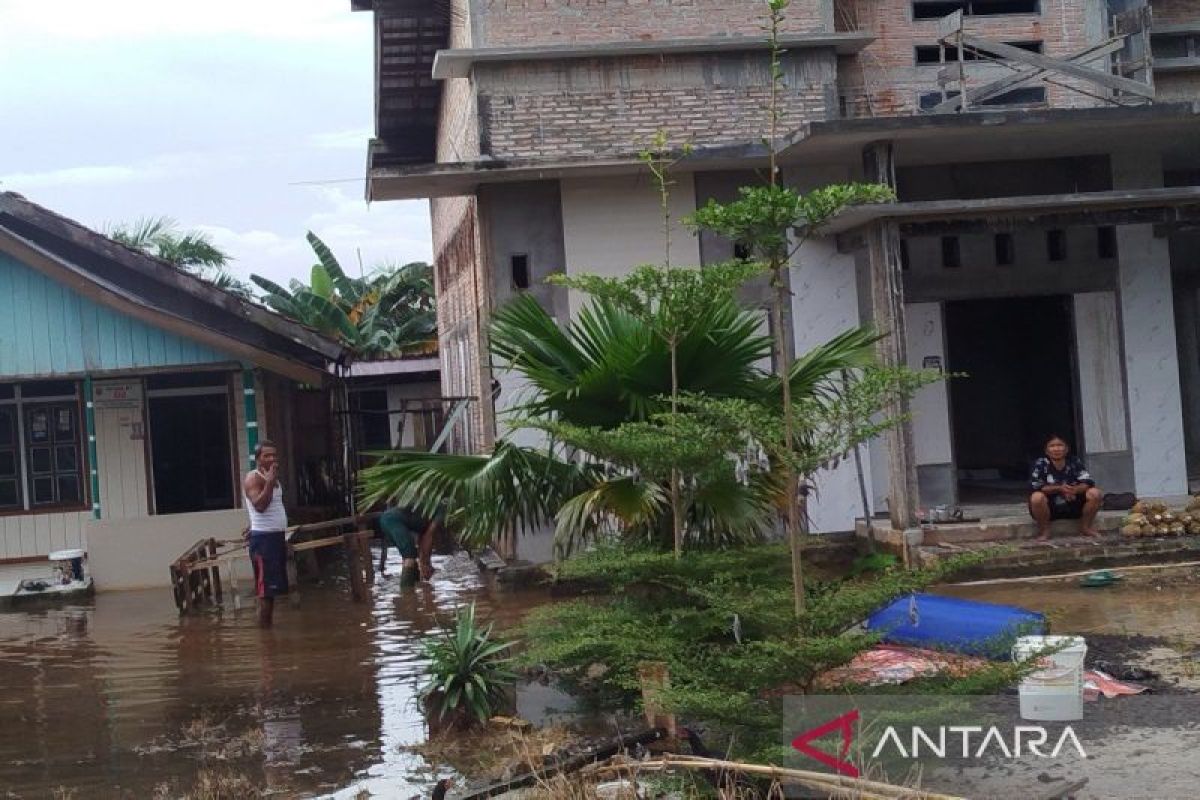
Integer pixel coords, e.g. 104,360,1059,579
0,551,551,799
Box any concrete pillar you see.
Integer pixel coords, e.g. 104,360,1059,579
784,165,874,533
905,302,955,507
1112,152,1188,498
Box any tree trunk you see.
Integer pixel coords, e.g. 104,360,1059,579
772,266,804,616
670,341,684,559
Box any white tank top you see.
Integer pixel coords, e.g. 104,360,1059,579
245,471,287,532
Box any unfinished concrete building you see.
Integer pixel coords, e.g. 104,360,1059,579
352,0,1200,539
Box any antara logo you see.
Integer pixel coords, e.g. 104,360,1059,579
791,712,1088,776
871,725,1087,760
791,709,861,777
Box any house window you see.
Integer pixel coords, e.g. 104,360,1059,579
941,236,962,268
510,254,531,290
912,0,1039,19
0,382,85,512
994,233,1015,266
1097,226,1117,259
1047,229,1068,262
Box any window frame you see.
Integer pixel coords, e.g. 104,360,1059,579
0,383,89,516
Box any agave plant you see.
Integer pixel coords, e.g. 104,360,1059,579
421,603,517,727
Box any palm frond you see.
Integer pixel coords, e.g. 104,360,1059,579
358,442,598,550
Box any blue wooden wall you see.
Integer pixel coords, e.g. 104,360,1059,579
0,252,233,376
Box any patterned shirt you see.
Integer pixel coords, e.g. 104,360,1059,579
1030,456,1094,492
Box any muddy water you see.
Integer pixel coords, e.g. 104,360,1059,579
937,564,1200,640
0,552,552,799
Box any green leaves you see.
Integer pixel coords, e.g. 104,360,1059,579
686,182,896,265
249,233,436,356
421,603,518,726
358,441,599,550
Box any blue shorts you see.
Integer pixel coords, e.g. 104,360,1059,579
249,530,289,598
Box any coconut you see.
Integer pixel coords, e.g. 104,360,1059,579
1121,524,1142,537
1126,513,1149,527
1171,522,1187,536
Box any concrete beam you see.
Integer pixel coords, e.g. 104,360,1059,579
431,33,874,78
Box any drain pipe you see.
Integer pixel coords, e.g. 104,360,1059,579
950,559,1200,587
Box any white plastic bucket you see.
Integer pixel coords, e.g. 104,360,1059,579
1013,635,1086,721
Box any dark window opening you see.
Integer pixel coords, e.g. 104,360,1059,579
994,233,1015,266
900,239,911,271
733,242,753,261
146,371,231,391
510,254,530,290
0,407,19,510
919,85,1045,111
913,0,1039,19
350,389,392,455
1152,33,1196,60
1047,229,1067,262
915,40,1043,64
941,236,962,268
149,394,234,514
22,380,76,399
1097,226,1117,259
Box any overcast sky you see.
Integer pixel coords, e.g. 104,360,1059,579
0,0,433,288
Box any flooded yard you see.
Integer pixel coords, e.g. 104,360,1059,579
0,552,552,799
937,562,1200,641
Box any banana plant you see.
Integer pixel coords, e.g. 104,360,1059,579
251,232,435,356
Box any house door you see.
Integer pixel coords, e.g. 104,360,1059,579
945,296,1080,502
148,392,235,514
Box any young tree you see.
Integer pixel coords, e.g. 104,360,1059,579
686,0,894,616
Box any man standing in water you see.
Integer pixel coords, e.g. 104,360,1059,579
244,440,288,627
378,504,444,583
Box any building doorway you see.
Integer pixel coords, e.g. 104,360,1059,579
945,296,1079,503
148,386,235,515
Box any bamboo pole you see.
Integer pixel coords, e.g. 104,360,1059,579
593,755,967,800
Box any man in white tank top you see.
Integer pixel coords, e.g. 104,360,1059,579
244,440,288,627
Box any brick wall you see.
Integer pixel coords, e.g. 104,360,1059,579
471,0,830,47
438,0,481,162
1153,0,1200,27
836,0,1105,116
431,193,494,453
476,50,836,159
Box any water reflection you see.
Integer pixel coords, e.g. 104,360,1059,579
0,552,551,798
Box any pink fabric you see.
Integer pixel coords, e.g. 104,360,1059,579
1084,669,1147,700
817,644,988,688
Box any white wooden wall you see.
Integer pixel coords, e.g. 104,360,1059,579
94,404,149,520
1,512,90,558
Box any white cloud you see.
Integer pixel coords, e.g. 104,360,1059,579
308,129,374,151
192,186,431,289
0,151,247,191
0,1,365,43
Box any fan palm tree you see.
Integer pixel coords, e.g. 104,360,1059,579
107,216,254,299
360,286,885,555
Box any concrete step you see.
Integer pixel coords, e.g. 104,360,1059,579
916,533,1200,580
855,510,1126,547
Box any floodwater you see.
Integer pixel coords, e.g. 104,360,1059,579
0,551,554,799
937,562,1200,640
